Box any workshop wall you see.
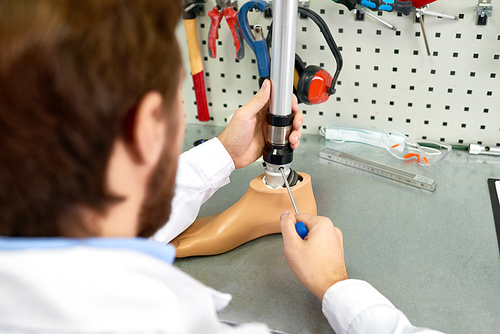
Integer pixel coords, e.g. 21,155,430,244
178,0,500,146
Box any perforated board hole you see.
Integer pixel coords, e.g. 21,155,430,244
413,50,419,56
484,109,489,113
480,125,486,130
424,120,429,125
462,124,466,128
453,52,459,57
426,104,431,109
473,54,479,59
458,140,464,144
445,106,450,110
487,91,492,96
448,88,453,93
443,122,448,126
388,117,393,121
390,101,395,106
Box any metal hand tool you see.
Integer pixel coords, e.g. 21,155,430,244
279,167,309,239
183,0,210,121
414,4,458,56
208,0,245,60
332,0,412,31
238,0,271,87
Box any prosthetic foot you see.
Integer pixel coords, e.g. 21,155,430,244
172,172,317,257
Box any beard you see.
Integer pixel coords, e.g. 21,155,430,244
136,142,178,238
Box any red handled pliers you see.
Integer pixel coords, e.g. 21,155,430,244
208,0,245,60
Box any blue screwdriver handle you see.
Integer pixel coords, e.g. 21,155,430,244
295,221,309,239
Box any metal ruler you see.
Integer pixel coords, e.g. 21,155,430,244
319,148,437,192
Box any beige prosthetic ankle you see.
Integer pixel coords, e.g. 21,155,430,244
172,172,317,258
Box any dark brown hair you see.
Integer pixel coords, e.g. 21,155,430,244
0,0,183,236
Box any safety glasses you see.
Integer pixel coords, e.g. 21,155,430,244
382,129,452,166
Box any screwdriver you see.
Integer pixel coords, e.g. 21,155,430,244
279,168,309,239
359,0,413,15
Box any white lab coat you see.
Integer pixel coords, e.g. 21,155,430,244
0,138,444,334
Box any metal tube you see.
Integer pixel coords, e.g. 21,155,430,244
269,0,298,117
263,0,298,188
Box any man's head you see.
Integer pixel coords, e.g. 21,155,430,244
0,0,184,237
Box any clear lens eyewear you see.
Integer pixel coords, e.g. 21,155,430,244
382,129,452,166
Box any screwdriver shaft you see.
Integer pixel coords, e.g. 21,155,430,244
279,167,299,215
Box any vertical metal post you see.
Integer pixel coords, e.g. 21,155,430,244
263,0,298,188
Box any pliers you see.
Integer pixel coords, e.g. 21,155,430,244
238,0,270,87
208,0,245,60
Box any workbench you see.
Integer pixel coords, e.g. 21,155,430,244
175,124,500,334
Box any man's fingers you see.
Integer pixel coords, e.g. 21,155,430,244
280,211,302,244
238,79,270,117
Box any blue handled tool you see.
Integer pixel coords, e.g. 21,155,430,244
279,168,309,239
238,0,270,86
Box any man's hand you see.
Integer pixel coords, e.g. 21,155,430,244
218,80,303,169
280,212,349,302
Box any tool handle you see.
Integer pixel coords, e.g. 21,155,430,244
208,7,222,58
223,7,245,60
238,0,270,77
332,0,358,11
192,71,210,121
359,0,413,15
295,221,309,239
184,18,210,122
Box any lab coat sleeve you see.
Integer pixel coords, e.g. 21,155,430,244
151,138,235,244
322,279,445,334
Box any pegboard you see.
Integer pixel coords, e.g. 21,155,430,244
178,0,500,146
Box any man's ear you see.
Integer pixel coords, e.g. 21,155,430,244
129,91,166,167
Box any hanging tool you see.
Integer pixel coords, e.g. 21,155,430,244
208,0,245,60
279,167,309,239
332,0,412,31
238,0,271,87
183,0,210,122
413,3,459,56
